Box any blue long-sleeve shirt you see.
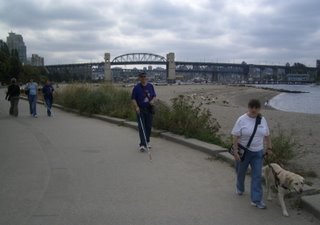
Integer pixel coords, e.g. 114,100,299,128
131,83,156,108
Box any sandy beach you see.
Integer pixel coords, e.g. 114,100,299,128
152,84,320,186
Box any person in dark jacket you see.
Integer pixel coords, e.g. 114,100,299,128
5,78,20,117
42,80,54,117
131,72,156,152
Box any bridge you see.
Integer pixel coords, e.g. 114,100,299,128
45,52,317,83
112,53,167,65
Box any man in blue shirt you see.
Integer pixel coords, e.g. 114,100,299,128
131,72,156,152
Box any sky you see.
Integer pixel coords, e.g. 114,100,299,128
0,0,319,66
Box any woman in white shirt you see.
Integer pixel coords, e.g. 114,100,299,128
231,99,272,209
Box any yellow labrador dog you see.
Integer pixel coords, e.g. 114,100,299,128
263,163,305,216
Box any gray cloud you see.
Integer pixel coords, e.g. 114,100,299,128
0,0,319,66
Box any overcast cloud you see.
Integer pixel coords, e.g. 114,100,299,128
0,0,319,66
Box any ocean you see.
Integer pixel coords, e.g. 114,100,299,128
256,84,320,114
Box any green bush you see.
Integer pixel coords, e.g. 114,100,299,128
152,100,172,131
153,95,222,145
55,84,135,119
266,124,298,166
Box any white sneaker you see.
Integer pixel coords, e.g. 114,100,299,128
139,146,146,152
236,188,243,196
147,143,152,149
251,201,266,209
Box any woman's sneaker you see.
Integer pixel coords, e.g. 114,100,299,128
236,188,243,196
251,201,266,209
139,146,146,152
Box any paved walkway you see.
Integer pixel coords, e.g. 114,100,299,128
0,90,319,225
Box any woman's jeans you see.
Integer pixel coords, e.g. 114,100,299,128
137,108,153,147
28,95,37,116
235,150,264,203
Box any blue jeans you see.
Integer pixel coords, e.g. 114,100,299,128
28,95,37,116
44,97,53,116
236,150,264,203
137,109,153,147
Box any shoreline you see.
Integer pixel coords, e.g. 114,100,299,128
231,84,309,94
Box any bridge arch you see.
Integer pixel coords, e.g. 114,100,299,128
111,53,166,65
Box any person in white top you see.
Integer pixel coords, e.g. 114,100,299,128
231,99,273,209
26,79,38,117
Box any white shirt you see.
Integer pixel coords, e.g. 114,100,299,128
231,113,270,152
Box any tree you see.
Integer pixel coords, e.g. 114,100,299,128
284,62,291,74
21,65,48,83
0,42,10,83
0,44,47,84
0,43,10,57
0,61,7,83
241,61,249,78
291,62,307,74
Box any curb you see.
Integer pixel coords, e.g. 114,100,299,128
19,97,320,221
92,114,125,126
301,194,320,221
123,121,139,130
216,151,236,165
160,132,226,156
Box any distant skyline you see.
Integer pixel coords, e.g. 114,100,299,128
0,0,319,66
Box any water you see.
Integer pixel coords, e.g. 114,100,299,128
256,84,320,114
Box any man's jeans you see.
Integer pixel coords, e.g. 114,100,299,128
44,97,53,116
137,108,153,147
28,95,37,116
235,150,264,203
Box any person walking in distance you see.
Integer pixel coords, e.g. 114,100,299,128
42,80,54,117
131,72,156,152
26,79,38,118
24,81,31,114
5,78,20,117
231,99,272,209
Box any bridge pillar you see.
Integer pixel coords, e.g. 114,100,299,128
166,52,176,83
104,53,112,83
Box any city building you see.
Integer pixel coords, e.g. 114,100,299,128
6,32,27,64
31,54,44,66
317,60,320,69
